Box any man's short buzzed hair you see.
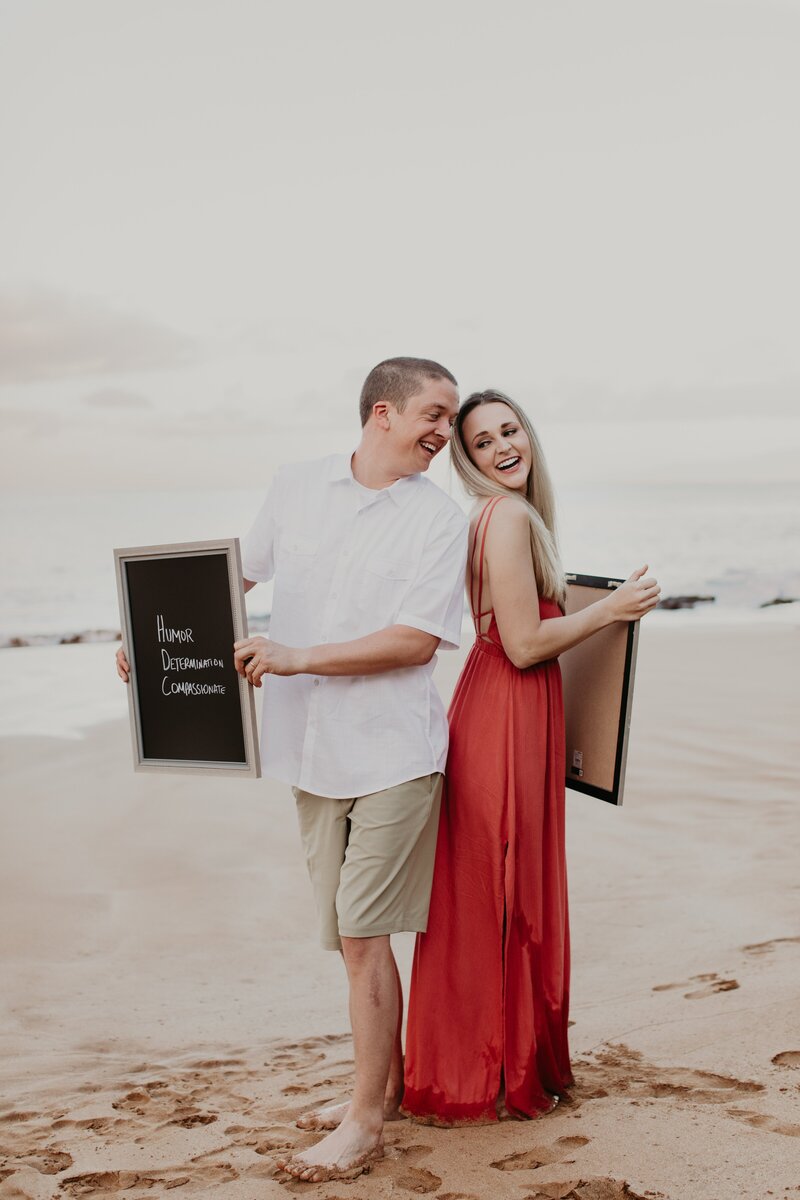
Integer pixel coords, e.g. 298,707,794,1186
359,357,457,427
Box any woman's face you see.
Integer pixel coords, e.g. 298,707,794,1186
461,401,531,492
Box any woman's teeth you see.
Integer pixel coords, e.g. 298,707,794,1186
497,457,520,471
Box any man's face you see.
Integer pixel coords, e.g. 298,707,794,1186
385,377,460,475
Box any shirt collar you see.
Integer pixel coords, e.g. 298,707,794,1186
386,474,418,507
328,452,420,507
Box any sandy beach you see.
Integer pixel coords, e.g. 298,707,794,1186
1,616,799,1200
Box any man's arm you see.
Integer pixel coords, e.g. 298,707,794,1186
233,493,465,689
233,625,439,687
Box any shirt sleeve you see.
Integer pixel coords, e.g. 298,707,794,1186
396,507,468,650
241,474,281,583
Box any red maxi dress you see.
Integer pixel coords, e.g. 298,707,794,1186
403,496,573,1123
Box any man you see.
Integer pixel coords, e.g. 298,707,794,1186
120,358,466,1182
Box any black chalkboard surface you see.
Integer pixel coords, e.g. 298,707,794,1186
114,539,260,777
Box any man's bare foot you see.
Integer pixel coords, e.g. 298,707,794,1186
276,1116,384,1183
296,1093,403,1131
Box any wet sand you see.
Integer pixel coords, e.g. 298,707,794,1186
1,619,798,1199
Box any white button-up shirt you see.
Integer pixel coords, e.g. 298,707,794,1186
242,452,468,799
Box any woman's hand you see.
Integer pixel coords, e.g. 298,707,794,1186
604,565,661,622
116,646,130,682
233,636,307,687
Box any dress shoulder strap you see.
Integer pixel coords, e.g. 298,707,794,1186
470,496,507,625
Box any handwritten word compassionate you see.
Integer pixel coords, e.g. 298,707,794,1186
162,679,227,696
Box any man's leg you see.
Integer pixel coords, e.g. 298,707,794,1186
278,934,394,1180
297,949,404,1131
292,783,403,1133
280,775,441,1178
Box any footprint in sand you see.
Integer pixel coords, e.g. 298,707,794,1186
727,1107,800,1138
742,936,800,956
491,1136,591,1171
186,1057,245,1069
281,1072,350,1098
683,978,739,999
111,1088,152,1116
272,1050,327,1072
393,1165,442,1193
60,1170,149,1196
772,1051,800,1068
61,1164,239,1196
253,1133,296,1154
69,1117,121,1132
651,971,740,998
387,1143,434,1163
522,1181,656,1200
574,1043,763,1109
167,1109,218,1128
0,1148,73,1176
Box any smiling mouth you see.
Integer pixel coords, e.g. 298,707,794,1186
420,440,439,457
497,456,521,472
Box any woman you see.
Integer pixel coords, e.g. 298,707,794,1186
402,390,660,1124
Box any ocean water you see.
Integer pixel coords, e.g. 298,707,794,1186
1,482,798,642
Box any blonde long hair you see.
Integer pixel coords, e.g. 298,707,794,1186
451,390,567,608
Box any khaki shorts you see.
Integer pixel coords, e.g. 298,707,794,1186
293,773,443,951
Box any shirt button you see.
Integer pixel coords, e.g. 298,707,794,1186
313,679,320,686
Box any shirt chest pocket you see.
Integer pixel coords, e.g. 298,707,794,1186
361,556,415,616
278,533,319,591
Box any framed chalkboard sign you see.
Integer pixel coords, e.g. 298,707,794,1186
114,539,260,778
560,573,640,806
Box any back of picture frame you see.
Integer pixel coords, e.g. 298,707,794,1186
560,574,640,806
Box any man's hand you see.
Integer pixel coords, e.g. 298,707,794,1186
116,646,130,682
233,636,307,687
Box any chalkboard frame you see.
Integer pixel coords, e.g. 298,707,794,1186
114,538,261,778
561,573,640,807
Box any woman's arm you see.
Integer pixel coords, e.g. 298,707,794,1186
486,501,660,668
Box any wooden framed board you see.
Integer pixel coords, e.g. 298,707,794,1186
114,538,261,778
560,574,639,806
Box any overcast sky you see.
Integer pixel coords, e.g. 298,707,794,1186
1,0,798,489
